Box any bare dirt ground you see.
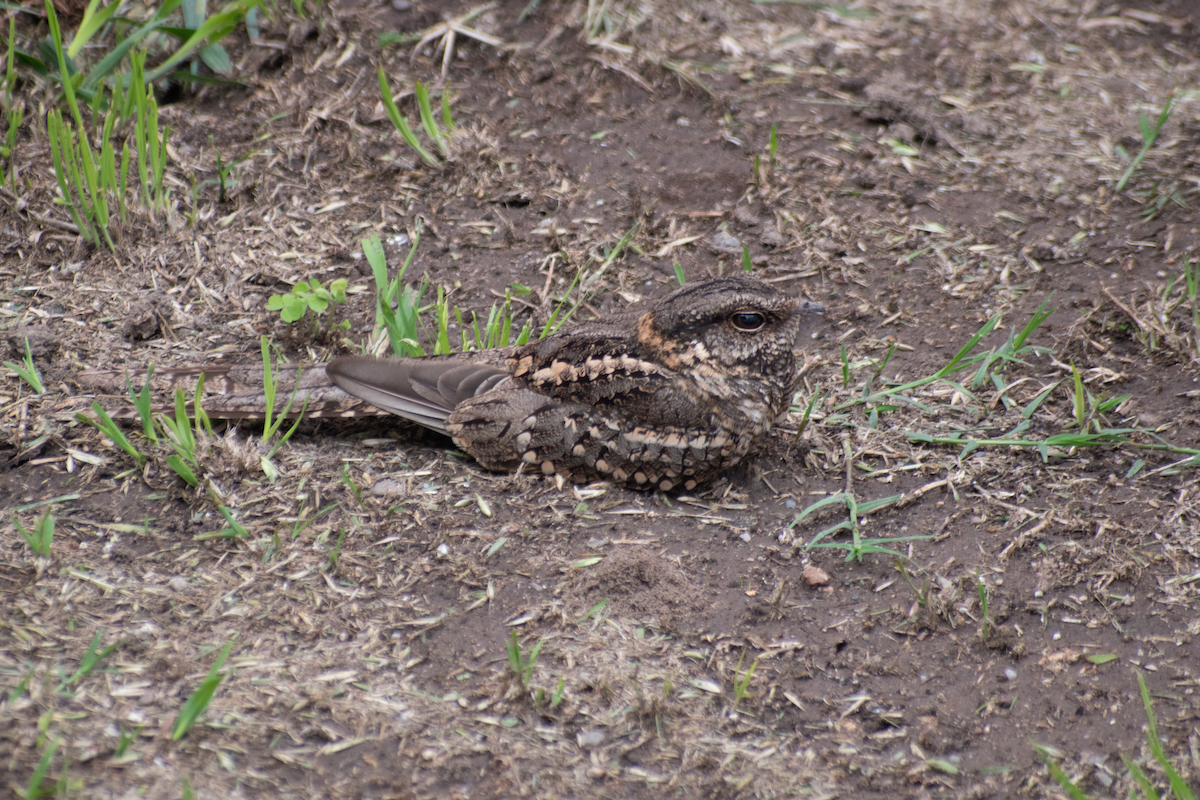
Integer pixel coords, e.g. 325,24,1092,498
3,0,1200,797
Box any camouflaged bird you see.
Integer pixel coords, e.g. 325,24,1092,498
79,276,824,490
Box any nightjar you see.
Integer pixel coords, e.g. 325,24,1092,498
80,276,824,490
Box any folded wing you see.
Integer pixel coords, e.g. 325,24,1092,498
325,355,512,433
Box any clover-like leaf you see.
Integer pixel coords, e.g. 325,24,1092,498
280,295,307,322
330,278,348,302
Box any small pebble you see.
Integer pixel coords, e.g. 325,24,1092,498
577,729,605,747
803,565,830,586
371,479,407,497
710,231,742,254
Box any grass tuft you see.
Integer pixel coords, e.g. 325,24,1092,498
171,640,235,741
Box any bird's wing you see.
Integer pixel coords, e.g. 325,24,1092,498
325,355,512,434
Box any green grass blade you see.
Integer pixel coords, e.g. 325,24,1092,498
1115,92,1176,193
440,87,454,132
1137,671,1197,800
378,68,439,166
24,737,59,798
145,2,258,84
63,628,121,686
790,492,849,526
1032,744,1092,800
171,640,235,740
414,80,447,157
81,0,183,89
1121,755,1162,800
67,0,120,59
934,315,1001,379
77,401,146,466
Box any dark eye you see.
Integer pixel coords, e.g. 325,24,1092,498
730,311,766,332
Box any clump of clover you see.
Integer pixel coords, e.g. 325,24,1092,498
266,278,352,339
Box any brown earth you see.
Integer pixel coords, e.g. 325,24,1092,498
2,0,1200,798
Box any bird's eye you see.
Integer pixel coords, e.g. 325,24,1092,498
730,311,766,332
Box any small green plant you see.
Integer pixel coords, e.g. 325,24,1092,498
323,527,347,571
378,71,454,167
768,122,778,172
46,103,117,249
41,4,176,248
754,122,778,186
127,367,158,444
14,509,54,558
364,228,534,356
1115,92,1177,193
291,501,339,540
673,262,686,286
461,286,533,351
32,0,258,242
791,490,927,562
20,736,59,799
129,52,170,220
506,629,543,691
78,401,148,467
1034,672,1197,800
790,387,822,443
79,366,221,486
1188,259,1200,358
2,18,21,194
1070,361,1130,434
895,560,931,613
3,339,45,394
732,651,759,711
266,277,350,332
897,298,1200,467
59,628,121,691
196,501,250,540
171,640,235,740
542,223,639,337
363,228,429,357
157,386,207,487
339,464,364,507
202,149,258,203
42,0,257,99
1103,261,1200,361
113,725,141,758
258,338,308,480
